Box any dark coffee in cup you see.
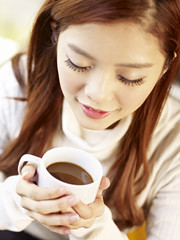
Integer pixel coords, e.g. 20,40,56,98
47,162,94,185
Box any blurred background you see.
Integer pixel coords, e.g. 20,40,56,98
0,0,44,64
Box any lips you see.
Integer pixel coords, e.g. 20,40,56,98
81,104,111,119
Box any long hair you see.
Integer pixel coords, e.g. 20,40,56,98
0,0,180,229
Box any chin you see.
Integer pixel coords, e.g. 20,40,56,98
78,119,117,131
84,125,106,131
75,109,120,130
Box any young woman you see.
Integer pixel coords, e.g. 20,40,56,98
0,0,180,239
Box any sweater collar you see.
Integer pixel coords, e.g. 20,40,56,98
62,100,132,154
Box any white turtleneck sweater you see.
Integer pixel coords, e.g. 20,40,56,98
0,57,180,240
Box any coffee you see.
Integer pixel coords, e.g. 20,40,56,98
47,162,94,185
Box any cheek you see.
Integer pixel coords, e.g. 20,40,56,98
117,84,156,110
117,67,162,109
58,67,82,95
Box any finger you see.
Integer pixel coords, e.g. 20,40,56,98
44,225,71,235
27,211,79,228
21,163,37,181
97,176,110,197
16,177,67,201
86,177,110,217
73,196,104,220
72,177,110,219
21,195,79,214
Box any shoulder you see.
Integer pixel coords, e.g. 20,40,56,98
0,54,27,98
140,91,180,212
0,55,27,143
147,91,180,189
149,92,180,155
146,91,180,186
155,91,180,137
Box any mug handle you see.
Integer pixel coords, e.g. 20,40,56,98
18,154,42,175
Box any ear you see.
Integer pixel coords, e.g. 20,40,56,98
50,21,59,43
161,52,177,77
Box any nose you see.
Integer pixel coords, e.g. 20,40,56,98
84,69,114,103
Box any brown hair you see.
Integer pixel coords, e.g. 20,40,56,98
0,0,180,229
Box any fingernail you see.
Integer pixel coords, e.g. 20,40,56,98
68,196,78,205
58,187,65,194
69,214,79,222
64,229,71,234
22,170,29,177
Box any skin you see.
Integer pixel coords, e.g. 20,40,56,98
17,21,167,235
17,165,110,234
57,22,166,130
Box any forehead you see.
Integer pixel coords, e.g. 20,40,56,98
58,22,165,63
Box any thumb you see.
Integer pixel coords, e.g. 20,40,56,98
97,176,110,197
21,163,37,181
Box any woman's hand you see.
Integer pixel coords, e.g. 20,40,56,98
70,176,110,229
16,163,110,235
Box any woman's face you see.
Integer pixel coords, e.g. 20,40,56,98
57,22,166,130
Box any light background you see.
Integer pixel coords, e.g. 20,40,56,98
0,0,44,64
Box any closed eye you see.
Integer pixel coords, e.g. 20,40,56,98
65,58,144,86
65,58,92,72
117,75,144,86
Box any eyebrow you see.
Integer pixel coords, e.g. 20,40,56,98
115,63,153,68
68,43,154,68
68,43,96,60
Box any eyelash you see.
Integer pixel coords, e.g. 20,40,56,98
65,58,144,86
65,58,91,72
117,75,144,86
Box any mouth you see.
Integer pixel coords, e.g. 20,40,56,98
80,104,112,119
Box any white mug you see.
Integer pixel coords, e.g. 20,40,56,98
18,147,103,204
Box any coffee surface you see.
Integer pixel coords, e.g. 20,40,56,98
47,162,93,185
